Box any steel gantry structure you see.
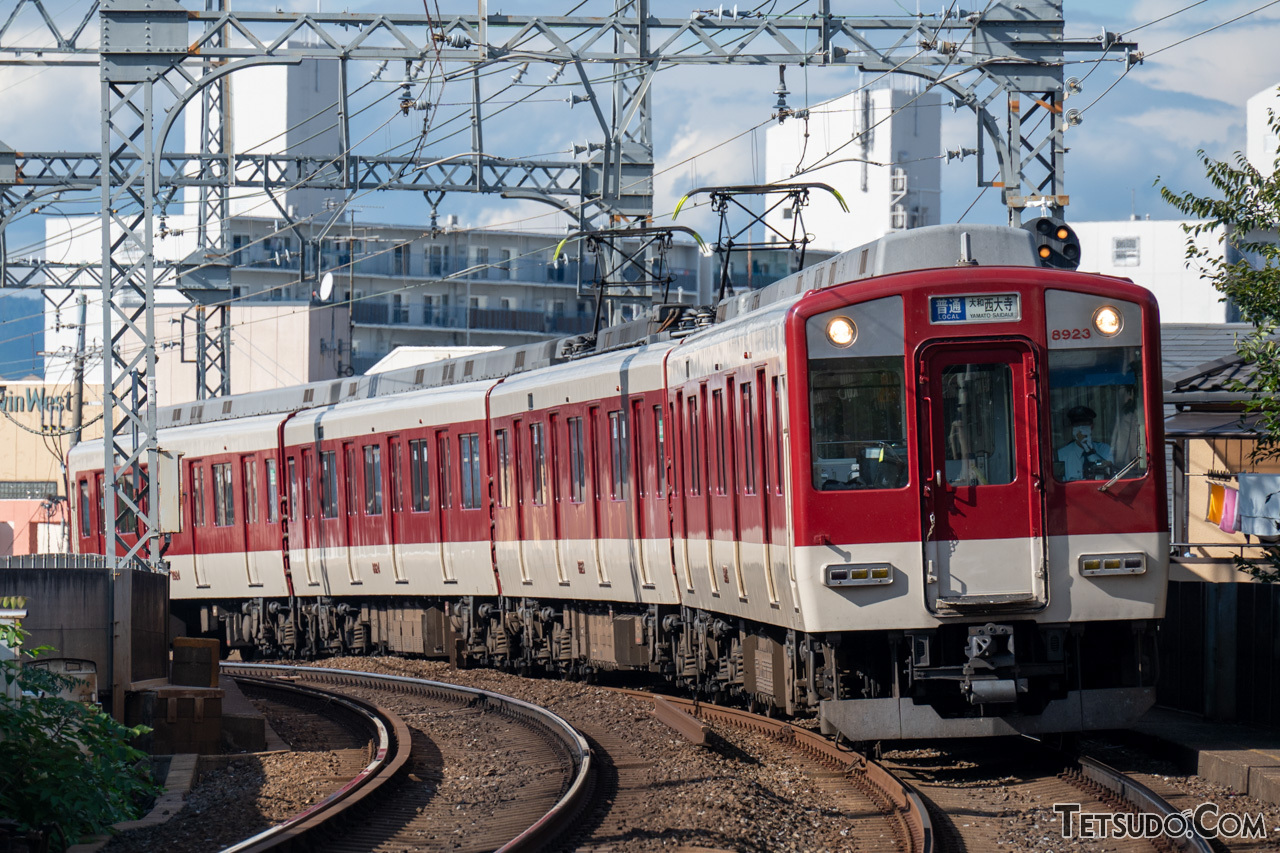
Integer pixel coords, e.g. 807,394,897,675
0,0,1135,586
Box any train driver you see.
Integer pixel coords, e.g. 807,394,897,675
1057,405,1113,482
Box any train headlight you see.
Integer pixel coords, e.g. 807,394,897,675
1079,552,1146,576
1092,305,1123,337
825,563,892,587
825,316,857,348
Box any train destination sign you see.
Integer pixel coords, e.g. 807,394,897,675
929,294,1021,324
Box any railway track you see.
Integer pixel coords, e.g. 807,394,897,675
880,738,1215,853
220,663,591,852
643,691,931,853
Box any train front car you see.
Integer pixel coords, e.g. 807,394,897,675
792,225,1167,741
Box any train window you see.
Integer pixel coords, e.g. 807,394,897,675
389,441,404,513
364,445,383,515
244,458,259,524
192,466,207,527
345,445,359,514
941,363,1015,487
531,423,547,506
741,385,757,495
495,429,510,508
632,401,646,499
608,411,625,500
687,397,701,496
266,459,279,523
320,451,338,518
809,356,908,491
712,390,727,496
78,480,90,538
288,458,299,522
568,418,585,503
213,462,236,527
1049,346,1147,483
773,377,785,497
438,435,453,509
409,439,431,512
654,406,666,498
117,474,138,535
460,434,481,509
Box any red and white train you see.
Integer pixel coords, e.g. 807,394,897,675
69,223,1168,740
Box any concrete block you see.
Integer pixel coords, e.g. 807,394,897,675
1197,749,1280,794
1248,766,1280,806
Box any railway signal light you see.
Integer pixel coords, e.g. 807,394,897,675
1025,216,1081,270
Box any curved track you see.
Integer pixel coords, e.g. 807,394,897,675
605,690,933,853
881,739,1214,853
221,663,592,852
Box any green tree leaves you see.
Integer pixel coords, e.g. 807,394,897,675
0,624,158,850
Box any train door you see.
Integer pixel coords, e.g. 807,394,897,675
512,419,531,583
707,381,740,595
240,455,262,587
436,429,456,582
917,341,1047,611
386,436,406,583
341,442,361,584
589,406,608,584
629,399,650,586
301,448,323,588
548,413,565,582
735,374,770,602
766,375,794,607
351,439,392,583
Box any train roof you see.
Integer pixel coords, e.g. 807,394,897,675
154,223,1042,430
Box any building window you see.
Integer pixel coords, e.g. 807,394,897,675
471,246,489,279
1113,236,1140,267
320,450,338,518
409,438,430,512
394,244,408,276
568,417,585,503
213,462,235,527
429,244,448,277
496,248,512,280
364,445,383,515
459,433,481,509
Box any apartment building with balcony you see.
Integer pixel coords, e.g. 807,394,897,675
223,217,826,374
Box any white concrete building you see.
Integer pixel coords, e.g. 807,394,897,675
1246,84,1280,178
1071,219,1229,324
765,80,942,251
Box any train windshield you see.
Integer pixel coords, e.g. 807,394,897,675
1048,346,1147,483
809,356,908,490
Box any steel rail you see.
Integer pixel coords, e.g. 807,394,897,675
619,689,933,853
1077,755,1215,853
220,663,594,853
217,674,411,853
